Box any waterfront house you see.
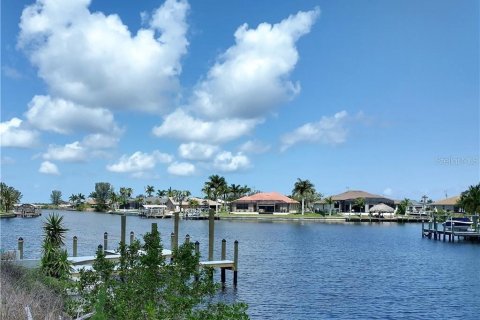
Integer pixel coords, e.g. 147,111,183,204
315,190,395,215
231,192,299,214
432,196,462,213
13,204,41,217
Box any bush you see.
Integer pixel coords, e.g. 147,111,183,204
75,227,249,319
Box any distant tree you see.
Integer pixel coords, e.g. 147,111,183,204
119,187,133,209
189,198,200,210
174,190,191,213
50,190,62,206
458,183,480,214
204,175,228,213
0,182,22,212
292,178,315,215
397,198,411,216
353,197,365,214
91,182,113,211
145,185,155,197
109,191,119,211
324,196,335,216
156,189,167,197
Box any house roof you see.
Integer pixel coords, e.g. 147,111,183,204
233,192,299,204
331,190,392,201
433,196,460,206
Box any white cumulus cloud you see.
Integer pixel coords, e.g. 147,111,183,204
213,151,250,172
280,111,349,151
39,161,60,175
106,150,173,173
25,95,120,135
18,0,189,113
238,140,271,154
167,161,195,176
0,117,39,148
191,7,319,119
152,109,260,143
178,142,218,160
43,141,88,162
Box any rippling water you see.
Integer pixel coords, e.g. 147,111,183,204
1,210,479,319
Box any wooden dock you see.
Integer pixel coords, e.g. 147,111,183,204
422,216,480,243
345,216,429,223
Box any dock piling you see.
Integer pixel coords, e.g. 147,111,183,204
171,232,175,251
174,212,179,249
185,234,190,244
104,232,108,251
194,241,200,281
18,237,24,260
221,239,226,285
151,222,158,234
233,240,239,287
208,210,214,261
120,215,126,245
130,231,134,245
73,236,78,257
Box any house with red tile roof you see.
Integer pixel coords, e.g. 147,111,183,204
231,192,299,214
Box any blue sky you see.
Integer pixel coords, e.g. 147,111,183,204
1,0,478,203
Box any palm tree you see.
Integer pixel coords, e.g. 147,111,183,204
458,183,480,214
354,197,365,215
229,184,241,201
69,194,78,205
399,198,411,216
324,196,335,216
292,178,315,215
156,189,167,197
0,183,22,212
204,175,228,213
145,185,155,197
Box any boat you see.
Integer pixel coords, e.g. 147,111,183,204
442,217,473,231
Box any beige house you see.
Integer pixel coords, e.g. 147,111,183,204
231,192,299,214
432,196,462,213
315,190,394,215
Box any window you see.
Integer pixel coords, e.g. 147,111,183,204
236,203,248,210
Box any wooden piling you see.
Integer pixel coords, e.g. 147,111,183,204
185,234,190,244
221,239,226,285
433,217,437,240
104,232,108,251
442,224,446,242
194,241,200,281
130,231,134,245
208,210,215,261
174,212,179,249
120,215,126,245
18,237,24,260
233,240,239,287
151,222,158,234
421,220,425,237
73,236,78,257
171,232,175,250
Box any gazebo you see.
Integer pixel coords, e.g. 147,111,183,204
369,203,395,217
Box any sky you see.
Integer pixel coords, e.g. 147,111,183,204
1,0,479,203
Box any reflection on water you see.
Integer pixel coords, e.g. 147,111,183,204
1,210,479,319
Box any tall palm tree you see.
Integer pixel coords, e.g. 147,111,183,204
77,193,85,204
204,175,227,213
458,183,480,214
292,178,315,215
145,185,155,197
229,184,241,201
69,194,78,205
324,196,335,216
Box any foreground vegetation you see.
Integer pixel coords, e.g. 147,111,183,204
4,213,248,319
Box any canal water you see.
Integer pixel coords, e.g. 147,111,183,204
1,210,479,319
